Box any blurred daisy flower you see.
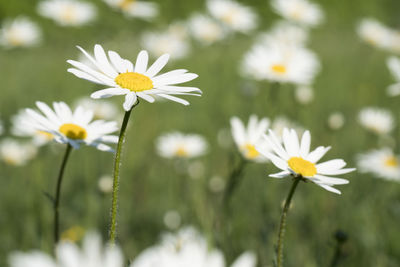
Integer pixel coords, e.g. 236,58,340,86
271,116,304,138
74,97,120,121
98,174,114,193
358,107,394,135
357,148,400,181
272,0,323,27
206,0,258,33
386,56,400,96
242,43,320,85
294,85,314,104
141,23,191,60
104,0,158,20
188,14,227,45
257,128,355,194
131,227,256,267
67,44,201,111
258,21,309,49
0,17,41,48
0,138,37,166
9,232,124,267
156,132,208,159
230,115,270,162
25,101,119,151
328,112,345,130
357,18,400,53
37,0,97,27
11,109,54,146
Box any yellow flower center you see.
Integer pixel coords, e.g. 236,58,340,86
384,156,398,167
61,226,85,242
175,146,188,157
271,64,287,74
37,130,54,140
242,144,259,159
288,157,317,177
61,6,77,23
114,72,153,92
59,123,87,140
119,0,135,10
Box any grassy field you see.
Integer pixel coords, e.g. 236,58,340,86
1,0,400,266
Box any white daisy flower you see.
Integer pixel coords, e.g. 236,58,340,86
386,56,400,96
104,0,158,20
230,115,270,162
25,101,119,151
327,112,345,130
141,23,190,60
242,43,320,85
9,232,124,267
271,0,323,27
11,109,54,146
294,85,314,104
357,18,400,53
37,0,97,27
0,17,41,48
358,107,394,135
74,97,120,121
131,227,256,267
0,138,37,166
188,14,227,45
357,148,400,181
156,132,208,159
258,21,309,49
67,44,201,111
257,128,355,194
271,116,304,139
206,0,258,33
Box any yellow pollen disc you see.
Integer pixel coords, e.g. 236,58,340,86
119,0,135,10
175,146,188,157
242,144,259,159
114,72,153,92
61,226,85,242
61,6,77,23
384,156,398,167
59,123,87,140
271,64,287,74
288,157,317,177
37,130,54,140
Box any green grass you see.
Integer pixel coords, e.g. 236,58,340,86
1,0,400,266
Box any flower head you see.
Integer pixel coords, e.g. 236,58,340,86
37,0,97,26
0,17,41,48
257,128,355,194
386,56,400,96
0,138,37,166
74,97,120,121
156,132,208,159
188,14,227,45
230,115,270,162
357,148,400,181
272,0,323,27
358,107,394,135
242,43,320,85
25,101,119,151
67,44,201,111
103,0,158,20
206,0,258,33
258,21,309,49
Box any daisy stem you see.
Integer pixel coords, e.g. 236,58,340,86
109,101,139,244
54,143,72,245
222,158,247,211
276,177,300,267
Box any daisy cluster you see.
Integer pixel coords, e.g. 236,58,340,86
241,0,323,105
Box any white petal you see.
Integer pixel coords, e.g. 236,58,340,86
134,50,149,74
108,50,127,73
94,44,118,77
314,182,342,194
299,130,311,157
136,92,155,103
269,171,291,178
313,174,349,185
145,54,169,77
123,92,138,111
306,146,331,163
316,159,346,173
91,88,129,99
67,68,103,84
157,94,189,105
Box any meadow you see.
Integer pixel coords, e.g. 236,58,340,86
1,0,400,266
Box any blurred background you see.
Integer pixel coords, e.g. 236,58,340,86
1,0,400,266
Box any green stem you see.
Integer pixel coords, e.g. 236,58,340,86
109,101,138,244
222,158,247,210
276,177,301,267
54,144,72,244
